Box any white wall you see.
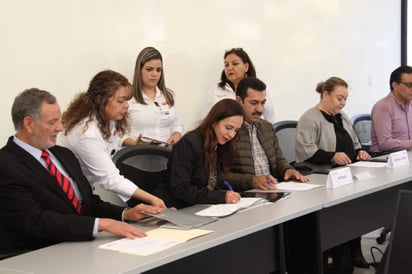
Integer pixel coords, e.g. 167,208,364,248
0,0,400,143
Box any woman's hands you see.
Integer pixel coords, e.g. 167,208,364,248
225,191,241,204
123,203,164,221
167,132,181,145
356,150,371,161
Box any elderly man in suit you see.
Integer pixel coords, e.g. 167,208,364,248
0,88,163,259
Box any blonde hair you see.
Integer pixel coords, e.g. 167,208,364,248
316,76,348,97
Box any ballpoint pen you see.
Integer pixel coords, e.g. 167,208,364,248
224,180,234,191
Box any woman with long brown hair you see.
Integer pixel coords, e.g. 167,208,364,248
58,70,165,208
154,99,244,209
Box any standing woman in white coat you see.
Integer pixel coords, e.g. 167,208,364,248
202,48,275,123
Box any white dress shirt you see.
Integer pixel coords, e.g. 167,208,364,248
58,118,138,202
202,83,276,123
123,87,183,143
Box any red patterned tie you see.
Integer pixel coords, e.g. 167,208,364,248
41,150,82,214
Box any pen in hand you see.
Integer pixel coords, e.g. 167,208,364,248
224,180,234,191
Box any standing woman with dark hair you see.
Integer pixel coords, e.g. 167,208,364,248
154,99,244,209
202,48,275,123
122,47,183,146
58,70,165,208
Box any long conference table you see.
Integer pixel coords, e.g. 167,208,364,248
1,153,412,274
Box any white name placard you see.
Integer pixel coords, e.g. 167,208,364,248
387,150,409,169
326,167,353,188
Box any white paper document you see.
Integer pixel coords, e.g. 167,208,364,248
99,236,181,256
194,197,264,217
244,182,322,192
349,161,387,168
275,182,323,191
99,228,213,256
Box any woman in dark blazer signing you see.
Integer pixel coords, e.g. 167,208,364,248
154,99,244,209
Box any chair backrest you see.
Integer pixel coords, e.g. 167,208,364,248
351,113,371,151
273,120,298,164
379,190,412,274
112,145,171,207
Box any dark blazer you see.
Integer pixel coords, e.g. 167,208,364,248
0,137,125,256
153,131,226,208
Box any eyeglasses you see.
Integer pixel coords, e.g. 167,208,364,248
225,47,243,53
398,81,412,88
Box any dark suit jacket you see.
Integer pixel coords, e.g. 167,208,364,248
0,136,125,256
153,131,226,208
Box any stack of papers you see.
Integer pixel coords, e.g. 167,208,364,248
99,228,213,256
349,161,387,168
245,182,323,192
194,197,264,217
275,182,323,191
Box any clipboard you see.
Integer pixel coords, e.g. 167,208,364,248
141,136,169,146
145,208,217,229
240,191,290,203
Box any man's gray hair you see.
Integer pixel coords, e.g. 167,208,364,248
12,88,57,131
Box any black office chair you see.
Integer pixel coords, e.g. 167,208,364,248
273,120,298,165
351,113,371,152
112,145,171,207
273,120,315,176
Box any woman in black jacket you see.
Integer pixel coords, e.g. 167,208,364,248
154,99,244,208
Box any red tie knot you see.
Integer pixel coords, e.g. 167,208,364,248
41,150,50,159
